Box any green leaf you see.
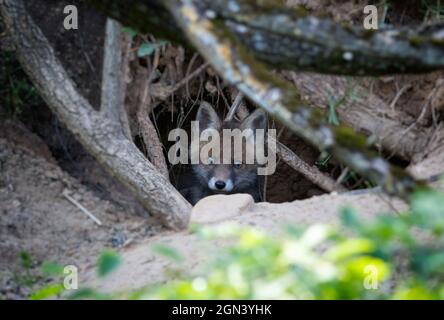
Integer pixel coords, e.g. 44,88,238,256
284,225,304,238
393,286,437,300
344,256,390,282
30,283,65,300
41,262,64,276
327,94,340,126
411,190,444,233
122,26,138,39
326,238,375,261
315,152,332,167
412,190,444,215
137,40,168,57
340,207,362,230
67,288,111,300
138,43,156,57
20,251,32,269
97,250,122,278
152,244,183,262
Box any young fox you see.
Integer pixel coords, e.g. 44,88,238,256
178,101,267,205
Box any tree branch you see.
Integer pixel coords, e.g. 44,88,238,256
90,0,444,76
274,137,347,193
101,18,123,122
0,0,191,230
227,93,346,193
135,58,170,180
101,18,132,139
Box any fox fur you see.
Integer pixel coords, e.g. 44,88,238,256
178,101,267,205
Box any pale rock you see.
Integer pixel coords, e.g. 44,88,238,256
190,194,254,224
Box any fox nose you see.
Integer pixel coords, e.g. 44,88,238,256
215,180,226,190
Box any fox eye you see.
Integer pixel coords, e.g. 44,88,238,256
207,157,215,165
233,160,242,169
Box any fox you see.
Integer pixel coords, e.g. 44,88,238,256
177,101,267,205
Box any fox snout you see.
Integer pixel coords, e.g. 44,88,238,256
208,176,234,192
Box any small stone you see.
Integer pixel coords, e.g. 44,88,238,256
111,232,127,248
11,199,21,208
44,170,58,180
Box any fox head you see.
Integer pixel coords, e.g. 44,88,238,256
191,101,267,195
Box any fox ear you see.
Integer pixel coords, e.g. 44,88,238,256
196,101,221,130
241,109,267,133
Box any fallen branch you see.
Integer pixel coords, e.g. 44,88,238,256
225,91,245,122
62,189,102,226
273,138,347,193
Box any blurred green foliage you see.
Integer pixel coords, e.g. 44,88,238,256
97,250,122,278
31,187,444,300
122,25,169,57
143,192,443,299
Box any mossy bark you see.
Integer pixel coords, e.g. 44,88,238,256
90,0,444,75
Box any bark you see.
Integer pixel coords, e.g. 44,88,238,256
137,106,169,180
0,0,191,230
136,77,170,181
120,32,133,139
90,0,444,76
101,18,124,124
101,18,132,140
161,0,422,199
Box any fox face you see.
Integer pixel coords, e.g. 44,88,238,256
190,101,267,202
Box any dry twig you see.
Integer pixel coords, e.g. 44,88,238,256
62,189,102,226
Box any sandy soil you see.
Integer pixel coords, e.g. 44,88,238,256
81,192,406,294
0,132,163,299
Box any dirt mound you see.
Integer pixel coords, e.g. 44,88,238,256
82,192,406,294
0,130,163,299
